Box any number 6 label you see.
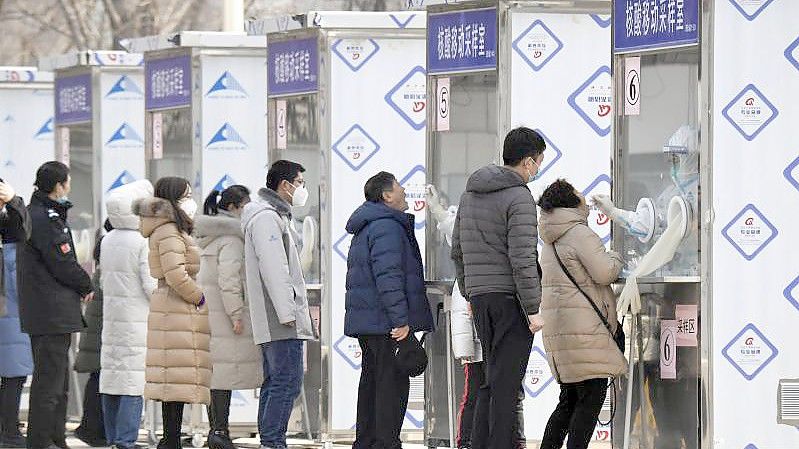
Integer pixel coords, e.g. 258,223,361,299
625,56,641,116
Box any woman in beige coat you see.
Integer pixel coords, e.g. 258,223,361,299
537,179,626,449
135,177,210,449
195,185,263,449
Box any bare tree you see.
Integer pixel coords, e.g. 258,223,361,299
0,0,406,65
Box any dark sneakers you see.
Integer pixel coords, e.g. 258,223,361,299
207,430,236,449
0,431,26,448
73,428,107,448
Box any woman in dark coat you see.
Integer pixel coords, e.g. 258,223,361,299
73,220,113,447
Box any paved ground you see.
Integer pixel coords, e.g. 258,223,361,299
62,434,613,449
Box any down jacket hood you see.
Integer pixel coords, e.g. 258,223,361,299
465,165,528,194
346,201,414,235
133,197,177,238
539,205,590,245
193,212,242,249
106,180,154,230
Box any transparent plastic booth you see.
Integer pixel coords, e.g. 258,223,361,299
126,31,267,443
611,1,799,448
41,51,146,272
261,11,428,441
422,0,613,446
0,67,54,202
125,32,268,202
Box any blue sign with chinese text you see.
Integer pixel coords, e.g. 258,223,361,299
268,37,319,96
55,74,92,124
145,55,191,110
427,8,497,74
613,0,699,53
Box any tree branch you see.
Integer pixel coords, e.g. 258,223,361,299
101,0,122,35
13,5,73,40
56,0,85,48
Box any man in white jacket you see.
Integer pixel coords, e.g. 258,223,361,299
241,160,314,449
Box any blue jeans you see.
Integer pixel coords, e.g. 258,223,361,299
102,394,143,449
258,339,304,448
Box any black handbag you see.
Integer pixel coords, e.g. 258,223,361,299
395,334,428,377
553,247,625,354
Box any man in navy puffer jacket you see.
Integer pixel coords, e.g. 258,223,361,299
345,171,434,449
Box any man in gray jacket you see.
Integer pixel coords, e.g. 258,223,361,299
451,127,546,449
241,160,314,449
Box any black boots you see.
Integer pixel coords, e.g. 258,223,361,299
207,390,234,449
157,402,185,449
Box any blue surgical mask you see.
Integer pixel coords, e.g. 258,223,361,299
56,196,69,205
528,158,542,183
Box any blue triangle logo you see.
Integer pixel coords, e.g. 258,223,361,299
207,123,246,147
34,117,54,138
107,122,144,144
206,71,247,96
106,75,143,97
108,170,136,191
213,174,236,192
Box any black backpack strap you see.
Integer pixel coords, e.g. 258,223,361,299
552,245,615,338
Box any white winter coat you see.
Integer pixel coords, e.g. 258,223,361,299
434,202,483,362
99,180,157,396
450,282,483,362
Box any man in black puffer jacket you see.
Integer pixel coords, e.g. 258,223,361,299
18,161,94,449
452,127,547,449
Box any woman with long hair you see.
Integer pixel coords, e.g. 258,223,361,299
194,186,263,449
134,177,210,449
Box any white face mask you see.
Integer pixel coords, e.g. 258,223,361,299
289,184,309,208
179,198,198,219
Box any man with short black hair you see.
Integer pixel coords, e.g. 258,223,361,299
345,171,434,449
18,161,94,449
241,160,315,449
452,127,547,449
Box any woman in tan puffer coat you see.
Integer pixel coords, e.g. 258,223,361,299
134,177,210,449
194,185,263,449
536,179,626,449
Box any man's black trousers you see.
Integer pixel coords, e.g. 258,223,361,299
27,334,71,449
469,293,533,449
354,335,410,449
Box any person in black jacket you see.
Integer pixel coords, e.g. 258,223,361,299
18,161,94,449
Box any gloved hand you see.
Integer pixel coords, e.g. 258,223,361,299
591,194,619,219
592,194,655,242
425,184,449,223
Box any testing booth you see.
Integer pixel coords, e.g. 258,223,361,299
40,51,145,271
122,31,269,443
419,0,614,446
0,67,54,202
609,0,799,448
0,66,54,424
122,32,269,203
255,10,429,441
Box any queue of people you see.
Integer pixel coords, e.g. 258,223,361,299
0,126,627,449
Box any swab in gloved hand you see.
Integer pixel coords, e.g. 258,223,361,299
592,194,656,243
617,196,689,316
